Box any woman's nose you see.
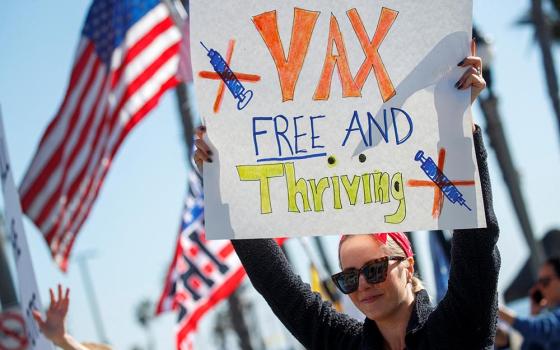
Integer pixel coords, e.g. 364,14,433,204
357,272,371,291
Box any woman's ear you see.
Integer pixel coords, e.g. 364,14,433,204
406,257,415,281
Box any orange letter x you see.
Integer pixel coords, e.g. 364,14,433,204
348,7,398,102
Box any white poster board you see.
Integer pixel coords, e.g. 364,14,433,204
191,0,486,239
0,107,53,350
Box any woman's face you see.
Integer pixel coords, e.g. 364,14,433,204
339,235,413,321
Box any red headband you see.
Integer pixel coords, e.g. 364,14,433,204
340,232,414,258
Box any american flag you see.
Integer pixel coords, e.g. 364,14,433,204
157,166,287,349
18,0,181,271
156,168,248,350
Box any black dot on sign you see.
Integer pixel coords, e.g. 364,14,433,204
359,154,366,163
328,156,336,165
394,181,400,192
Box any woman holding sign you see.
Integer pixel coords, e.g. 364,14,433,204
195,47,498,350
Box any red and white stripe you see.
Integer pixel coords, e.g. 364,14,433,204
174,237,247,350
19,3,181,271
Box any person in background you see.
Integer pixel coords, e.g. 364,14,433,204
498,257,560,350
32,285,111,350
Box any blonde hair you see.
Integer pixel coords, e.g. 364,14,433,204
383,235,425,293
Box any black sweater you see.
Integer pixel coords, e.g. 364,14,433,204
232,128,500,350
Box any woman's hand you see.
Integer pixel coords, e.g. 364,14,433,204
529,285,548,316
456,40,487,104
498,305,517,326
32,285,69,345
194,125,212,173
494,327,511,348
32,285,90,350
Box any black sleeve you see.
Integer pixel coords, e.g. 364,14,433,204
426,126,501,349
231,239,363,350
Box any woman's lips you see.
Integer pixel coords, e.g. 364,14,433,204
360,293,383,303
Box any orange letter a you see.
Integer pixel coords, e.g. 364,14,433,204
313,14,361,100
253,8,320,102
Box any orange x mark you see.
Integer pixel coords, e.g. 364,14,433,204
407,148,475,219
198,39,261,113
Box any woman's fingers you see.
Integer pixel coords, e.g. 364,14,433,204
455,66,479,88
60,288,70,311
194,140,212,166
54,284,64,309
194,150,211,173
458,56,482,72
462,73,486,103
458,73,486,92
194,125,212,173
49,288,55,306
194,152,203,173
32,310,46,329
455,53,486,103
195,125,206,139
194,138,212,157
457,68,486,90
457,54,483,89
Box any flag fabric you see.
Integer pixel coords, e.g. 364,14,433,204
429,230,451,302
156,169,246,350
156,167,285,350
18,0,181,271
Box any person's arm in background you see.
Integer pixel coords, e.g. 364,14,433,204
32,285,90,350
500,305,560,344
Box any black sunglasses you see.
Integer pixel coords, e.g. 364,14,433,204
331,256,406,294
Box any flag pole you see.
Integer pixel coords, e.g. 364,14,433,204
474,28,545,278
76,251,110,344
313,237,335,275
298,237,329,280
161,0,186,26
169,3,258,348
162,0,197,160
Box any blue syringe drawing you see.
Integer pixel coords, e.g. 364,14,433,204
414,150,472,211
200,42,253,110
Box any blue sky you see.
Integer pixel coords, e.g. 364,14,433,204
1,1,559,349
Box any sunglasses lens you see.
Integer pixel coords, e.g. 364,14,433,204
333,257,395,294
363,260,388,284
334,272,358,294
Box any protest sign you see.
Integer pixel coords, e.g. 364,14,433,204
191,1,486,239
0,107,53,350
